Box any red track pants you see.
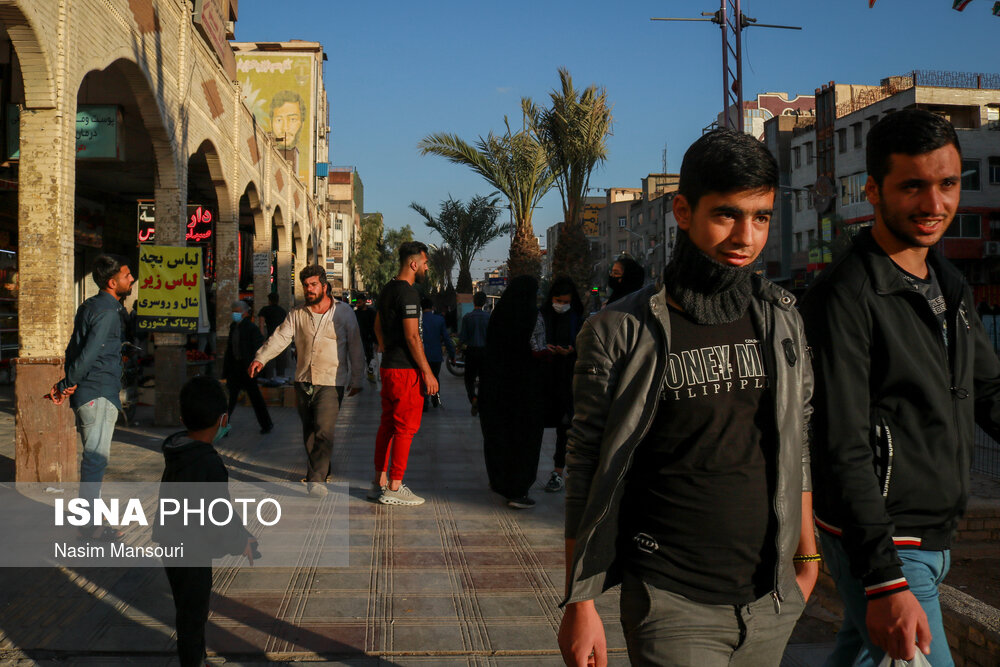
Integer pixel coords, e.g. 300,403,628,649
374,368,424,481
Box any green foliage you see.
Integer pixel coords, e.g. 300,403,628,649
428,244,456,293
524,68,613,295
356,213,416,297
411,195,512,293
417,115,555,278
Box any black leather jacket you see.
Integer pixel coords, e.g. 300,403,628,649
564,279,813,608
801,228,1000,598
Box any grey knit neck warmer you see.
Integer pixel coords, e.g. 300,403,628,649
662,229,754,325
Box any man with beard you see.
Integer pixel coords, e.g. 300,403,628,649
50,255,135,539
801,109,1000,667
250,265,364,497
559,130,817,666
369,241,436,506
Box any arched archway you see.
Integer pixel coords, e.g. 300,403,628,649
187,139,231,342
237,180,267,312
0,2,56,109
271,206,292,309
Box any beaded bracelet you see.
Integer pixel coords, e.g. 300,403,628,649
793,553,822,563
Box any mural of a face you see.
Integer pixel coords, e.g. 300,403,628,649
271,100,303,150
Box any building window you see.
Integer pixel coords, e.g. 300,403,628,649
618,240,626,252
618,216,627,228
805,142,814,164
333,242,343,251
334,221,342,230
837,128,847,153
807,229,816,251
839,172,868,206
793,147,801,168
962,159,981,191
852,122,863,148
944,213,981,239
987,105,1000,123
795,191,802,212
989,156,1000,185
806,186,814,210
795,232,802,252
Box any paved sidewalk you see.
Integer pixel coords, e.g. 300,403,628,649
0,372,835,665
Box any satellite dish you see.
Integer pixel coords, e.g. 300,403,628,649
813,176,835,213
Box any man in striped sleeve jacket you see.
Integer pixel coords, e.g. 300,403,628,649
801,109,1000,667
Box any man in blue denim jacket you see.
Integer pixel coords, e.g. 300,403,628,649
50,255,134,531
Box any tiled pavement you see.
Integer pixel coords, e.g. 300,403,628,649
0,372,835,665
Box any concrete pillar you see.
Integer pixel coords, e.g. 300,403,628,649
152,186,187,427
15,106,77,481
276,250,293,310
293,250,305,305
252,225,270,310
215,210,239,377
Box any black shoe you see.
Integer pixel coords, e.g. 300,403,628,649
260,424,273,434
431,394,441,408
507,495,535,509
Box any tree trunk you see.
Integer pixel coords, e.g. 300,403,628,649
456,266,473,293
508,228,542,279
551,219,593,300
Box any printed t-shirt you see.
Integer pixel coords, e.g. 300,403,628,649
378,279,422,369
620,305,778,605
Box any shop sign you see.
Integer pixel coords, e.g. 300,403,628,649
137,203,215,244
137,245,202,332
7,105,123,160
252,252,270,275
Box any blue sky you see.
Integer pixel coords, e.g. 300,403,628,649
235,0,1000,278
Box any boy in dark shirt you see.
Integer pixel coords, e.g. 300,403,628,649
154,376,257,667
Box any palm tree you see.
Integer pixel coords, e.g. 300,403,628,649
411,195,512,293
524,68,613,291
418,116,555,278
428,243,456,293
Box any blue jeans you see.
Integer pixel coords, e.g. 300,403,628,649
74,397,118,497
819,531,953,667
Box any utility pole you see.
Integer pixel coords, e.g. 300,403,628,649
652,1,801,133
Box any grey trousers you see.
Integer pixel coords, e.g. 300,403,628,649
619,570,805,666
295,383,344,482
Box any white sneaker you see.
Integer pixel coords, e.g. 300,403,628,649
366,482,386,500
378,484,425,506
307,482,328,498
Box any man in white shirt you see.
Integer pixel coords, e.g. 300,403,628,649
250,265,364,496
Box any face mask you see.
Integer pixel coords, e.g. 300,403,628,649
552,302,571,314
212,417,230,444
608,276,624,293
231,312,243,323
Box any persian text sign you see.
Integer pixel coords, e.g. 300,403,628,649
7,105,122,160
138,246,202,332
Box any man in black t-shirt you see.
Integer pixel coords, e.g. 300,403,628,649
559,130,817,666
370,241,437,507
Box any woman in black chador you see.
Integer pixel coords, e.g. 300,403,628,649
478,275,545,509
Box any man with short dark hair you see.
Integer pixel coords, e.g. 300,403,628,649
50,254,134,532
250,265,364,497
257,292,288,378
460,292,489,415
559,130,816,666
802,109,1000,667
369,241,436,506
420,297,455,411
224,300,272,433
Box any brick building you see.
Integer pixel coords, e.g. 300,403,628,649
2,0,332,481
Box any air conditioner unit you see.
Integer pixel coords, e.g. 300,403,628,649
984,241,1000,257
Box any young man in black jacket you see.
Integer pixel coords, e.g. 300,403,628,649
559,130,817,666
154,376,257,667
801,109,1000,667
